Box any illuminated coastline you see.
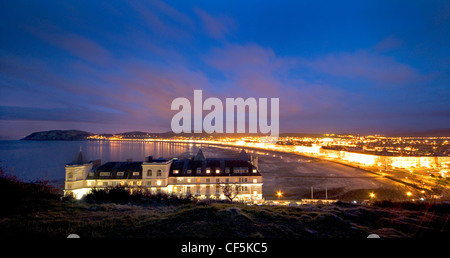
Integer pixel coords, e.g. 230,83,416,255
86,133,450,199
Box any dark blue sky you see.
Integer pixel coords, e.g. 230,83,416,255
1,0,449,139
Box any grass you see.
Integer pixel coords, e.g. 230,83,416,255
0,168,449,238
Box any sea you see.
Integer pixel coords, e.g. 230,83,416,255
0,140,214,182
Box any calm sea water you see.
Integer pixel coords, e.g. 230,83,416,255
0,140,211,181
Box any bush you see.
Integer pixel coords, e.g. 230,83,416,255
83,186,196,205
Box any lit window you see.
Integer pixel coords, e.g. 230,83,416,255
87,181,92,186
100,172,110,177
120,181,125,186
117,172,124,177
216,169,220,174
187,178,191,183
187,169,192,174
253,191,258,195
252,169,257,173
196,178,201,183
129,181,133,186
225,168,230,173
253,179,258,183
196,168,202,173
157,180,162,186
102,182,108,186
137,181,142,186
174,170,179,174
206,168,211,174
133,172,140,176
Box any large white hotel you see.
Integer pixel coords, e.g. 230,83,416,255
64,149,263,202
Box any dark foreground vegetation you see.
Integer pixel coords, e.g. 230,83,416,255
0,170,449,238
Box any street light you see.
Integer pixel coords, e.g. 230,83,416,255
406,191,412,197
370,192,375,202
277,191,283,199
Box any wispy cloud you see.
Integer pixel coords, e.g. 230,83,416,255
194,8,236,39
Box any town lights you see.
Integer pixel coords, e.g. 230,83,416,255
406,191,412,197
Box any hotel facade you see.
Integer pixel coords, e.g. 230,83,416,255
64,149,263,202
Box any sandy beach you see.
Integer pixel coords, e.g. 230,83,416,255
183,145,407,201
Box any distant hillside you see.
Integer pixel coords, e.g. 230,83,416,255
21,130,93,141
388,128,450,137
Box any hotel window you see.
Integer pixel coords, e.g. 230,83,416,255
87,181,92,186
215,186,220,194
68,172,73,179
186,186,191,194
120,181,125,186
216,179,220,183
173,170,179,174
196,168,202,174
206,168,211,174
215,169,220,174
225,168,230,174
129,181,133,186
67,183,72,189
206,186,210,195
225,179,229,183
100,172,110,177
147,170,152,177
196,178,201,183
137,181,142,186
253,179,258,183
133,172,140,176
206,179,210,183
102,182,108,186
117,172,124,177
187,178,191,183
252,169,257,173
156,180,162,186
146,181,152,186
187,169,192,174
88,172,94,177
157,170,162,177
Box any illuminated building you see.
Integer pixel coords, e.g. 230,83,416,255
64,149,263,202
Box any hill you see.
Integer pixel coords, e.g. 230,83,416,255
21,130,93,141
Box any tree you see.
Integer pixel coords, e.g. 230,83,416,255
221,183,242,201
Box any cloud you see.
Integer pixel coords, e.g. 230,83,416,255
194,8,236,39
127,0,193,40
26,21,113,66
374,36,403,52
304,50,425,86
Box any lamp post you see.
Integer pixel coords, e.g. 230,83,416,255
277,191,282,200
370,192,375,202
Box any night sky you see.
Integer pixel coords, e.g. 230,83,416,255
1,0,449,139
